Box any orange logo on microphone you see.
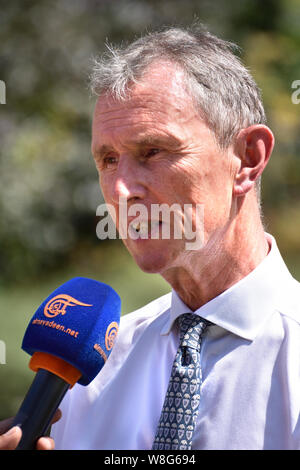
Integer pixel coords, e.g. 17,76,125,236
44,294,92,318
105,322,119,351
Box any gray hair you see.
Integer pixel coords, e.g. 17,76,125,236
89,24,267,150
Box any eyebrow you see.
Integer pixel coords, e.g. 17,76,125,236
93,144,114,158
134,134,181,148
92,134,182,158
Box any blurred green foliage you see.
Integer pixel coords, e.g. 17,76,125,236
0,0,299,418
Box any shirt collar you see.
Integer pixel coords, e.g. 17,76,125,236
161,234,293,341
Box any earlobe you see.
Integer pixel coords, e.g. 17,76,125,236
233,125,274,197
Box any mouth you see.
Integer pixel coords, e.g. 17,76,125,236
128,220,162,239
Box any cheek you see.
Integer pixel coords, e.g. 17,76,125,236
174,159,233,231
167,165,206,204
99,174,114,202
154,159,197,197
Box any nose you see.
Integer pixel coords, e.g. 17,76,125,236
111,155,147,205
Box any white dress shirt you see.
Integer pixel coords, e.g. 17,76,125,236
51,235,300,450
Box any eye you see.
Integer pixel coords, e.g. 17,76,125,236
103,155,118,168
144,148,161,158
94,155,118,172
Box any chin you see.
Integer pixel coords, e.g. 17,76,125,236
134,255,169,274
123,238,183,274
127,246,171,274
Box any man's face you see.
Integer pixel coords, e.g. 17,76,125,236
91,63,235,275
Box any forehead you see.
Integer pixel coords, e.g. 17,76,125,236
92,63,198,147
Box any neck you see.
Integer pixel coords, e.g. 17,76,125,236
161,195,269,311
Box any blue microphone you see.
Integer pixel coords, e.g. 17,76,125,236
12,277,121,450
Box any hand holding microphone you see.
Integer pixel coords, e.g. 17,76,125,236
0,410,61,450
1,277,121,450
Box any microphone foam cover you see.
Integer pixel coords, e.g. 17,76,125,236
21,277,121,385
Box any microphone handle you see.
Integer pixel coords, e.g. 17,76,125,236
12,369,70,450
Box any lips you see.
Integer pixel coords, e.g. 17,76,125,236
128,220,162,239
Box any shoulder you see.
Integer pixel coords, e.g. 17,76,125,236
116,291,172,347
111,290,171,359
120,292,172,331
86,291,172,394
276,276,300,327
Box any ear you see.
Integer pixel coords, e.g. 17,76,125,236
232,125,274,197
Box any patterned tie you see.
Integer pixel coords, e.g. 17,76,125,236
152,313,210,450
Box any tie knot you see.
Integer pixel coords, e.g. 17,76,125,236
178,313,209,350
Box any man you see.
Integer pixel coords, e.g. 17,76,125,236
2,25,300,450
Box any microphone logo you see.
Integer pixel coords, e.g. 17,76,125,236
105,322,119,351
44,294,93,318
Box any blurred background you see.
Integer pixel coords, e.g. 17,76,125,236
0,0,299,419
